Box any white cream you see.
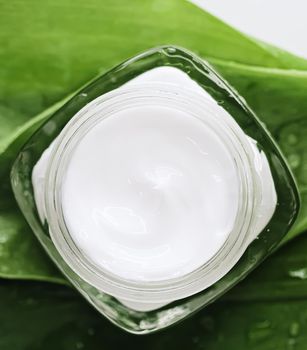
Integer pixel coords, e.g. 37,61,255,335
32,67,277,310
61,104,239,282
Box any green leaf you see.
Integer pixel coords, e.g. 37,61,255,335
1,0,307,283
0,103,69,283
0,205,65,284
211,60,307,240
1,0,306,151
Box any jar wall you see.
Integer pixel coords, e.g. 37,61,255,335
11,46,299,333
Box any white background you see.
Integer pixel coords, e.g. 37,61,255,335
191,0,307,59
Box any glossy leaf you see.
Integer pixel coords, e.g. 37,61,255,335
1,0,307,157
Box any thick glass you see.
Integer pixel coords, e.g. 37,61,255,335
11,46,299,334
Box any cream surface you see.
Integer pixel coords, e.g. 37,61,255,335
61,103,239,281
32,67,277,310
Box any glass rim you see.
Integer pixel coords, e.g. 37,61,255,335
44,82,258,303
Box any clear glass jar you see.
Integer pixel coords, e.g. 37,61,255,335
11,46,299,334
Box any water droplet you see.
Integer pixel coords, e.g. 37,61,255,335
175,62,184,69
87,328,95,336
192,336,200,344
249,256,257,264
288,337,297,350
165,47,176,54
286,133,298,146
0,265,9,272
289,268,307,280
288,154,301,169
76,341,84,349
289,322,300,337
0,231,11,244
79,93,88,98
43,121,57,136
248,320,272,342
23,190,31,198
257,320,271,328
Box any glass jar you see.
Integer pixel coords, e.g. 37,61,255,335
11,46,299,334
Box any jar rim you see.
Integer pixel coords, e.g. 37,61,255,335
44,82,257,303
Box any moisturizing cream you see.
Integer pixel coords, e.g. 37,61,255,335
62,104,239,282
32,66,277,311
11,46,299,333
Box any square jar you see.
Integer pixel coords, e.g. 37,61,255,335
11,46,299,334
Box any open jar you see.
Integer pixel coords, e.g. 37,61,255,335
11,46,299,334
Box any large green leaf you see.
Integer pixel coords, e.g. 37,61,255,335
2,236,307,350
1,0,307,284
